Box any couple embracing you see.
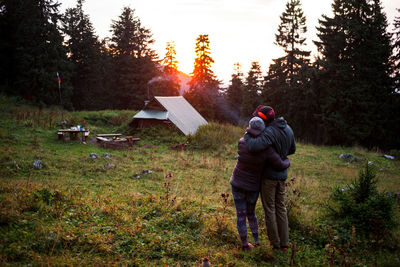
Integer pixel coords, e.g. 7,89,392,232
230,105,296,251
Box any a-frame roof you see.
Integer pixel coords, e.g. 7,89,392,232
133,96,208,135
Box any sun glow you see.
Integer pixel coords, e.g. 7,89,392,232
60,0,398,85
173,42,195,75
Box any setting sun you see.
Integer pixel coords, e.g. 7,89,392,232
59,0,398,84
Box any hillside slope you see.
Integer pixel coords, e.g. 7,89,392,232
0,97,399,266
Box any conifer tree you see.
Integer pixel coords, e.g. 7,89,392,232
163,42,179,73
0,0,72,107
242,61,263,116
160,42,180,96
226,63,244,115
148,42,180,97
314,0,393,147
185,34,219,119
387,9,400,148
263,0,310,119
187,35,218,91
62,0,109,110
393,9,400,91
275,0,310,83
110,7,157,109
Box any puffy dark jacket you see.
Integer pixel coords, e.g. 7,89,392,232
230,128,290,192
243,117,296,181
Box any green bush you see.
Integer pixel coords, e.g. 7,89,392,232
329,164,397,239
188,122,244,150
135,126,186,145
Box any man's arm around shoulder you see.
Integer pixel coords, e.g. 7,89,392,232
243,129,273,152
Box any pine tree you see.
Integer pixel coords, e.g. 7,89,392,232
393,9,400,91
226,63,244,115
274,0,310,83
163,42,179,73
386,9,400,148
187,35,218,91
263,0,310,120
263,57,289,115
242,61,263,116
62,0,109,110
0,0,73,107
314,0,393,147
110,7,157,109
184,34,219,119
154,41,180,96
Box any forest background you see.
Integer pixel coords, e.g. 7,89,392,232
0,0,399,150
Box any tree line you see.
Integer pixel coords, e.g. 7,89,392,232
225,0,400,149
0,0,399,149
0,0,180,111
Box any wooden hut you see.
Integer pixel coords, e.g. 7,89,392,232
131,96,207,135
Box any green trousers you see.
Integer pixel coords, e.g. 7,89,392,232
260,179,289,248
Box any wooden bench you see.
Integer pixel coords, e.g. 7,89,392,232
58,131,66,141
125,136,140,145
83,131,90,142
96,134,122,138
96,135,140,148
96,136,110,143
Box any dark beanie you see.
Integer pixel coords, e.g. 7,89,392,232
252,105,275,124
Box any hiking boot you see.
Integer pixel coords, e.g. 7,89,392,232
242,243,254,252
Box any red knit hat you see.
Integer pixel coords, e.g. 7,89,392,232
252,105,275,124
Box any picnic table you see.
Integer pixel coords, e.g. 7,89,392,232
96,134,140,149
58,129,90,142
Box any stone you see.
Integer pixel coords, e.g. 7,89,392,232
102,153,111,159
89,153,98,159
339,153,356,163
141,169,153,175
13,161,20,169
340,186,351,192
33,160,43,169
103,163,115,169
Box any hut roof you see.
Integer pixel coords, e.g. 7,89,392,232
133,96,207,135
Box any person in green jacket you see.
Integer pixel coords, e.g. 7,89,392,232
244,105,296,251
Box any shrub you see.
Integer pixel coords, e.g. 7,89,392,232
188,122,244,150
328,164,397,239
65,114,87,128
136,126,186,145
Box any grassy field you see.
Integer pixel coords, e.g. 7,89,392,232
0,96,399,266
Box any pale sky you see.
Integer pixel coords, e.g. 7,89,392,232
59,0,399,85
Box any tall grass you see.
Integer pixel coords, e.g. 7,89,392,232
0,97,399,266
188,122,244,150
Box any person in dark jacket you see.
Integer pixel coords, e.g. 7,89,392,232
244,105,296,251
230,117,290,251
